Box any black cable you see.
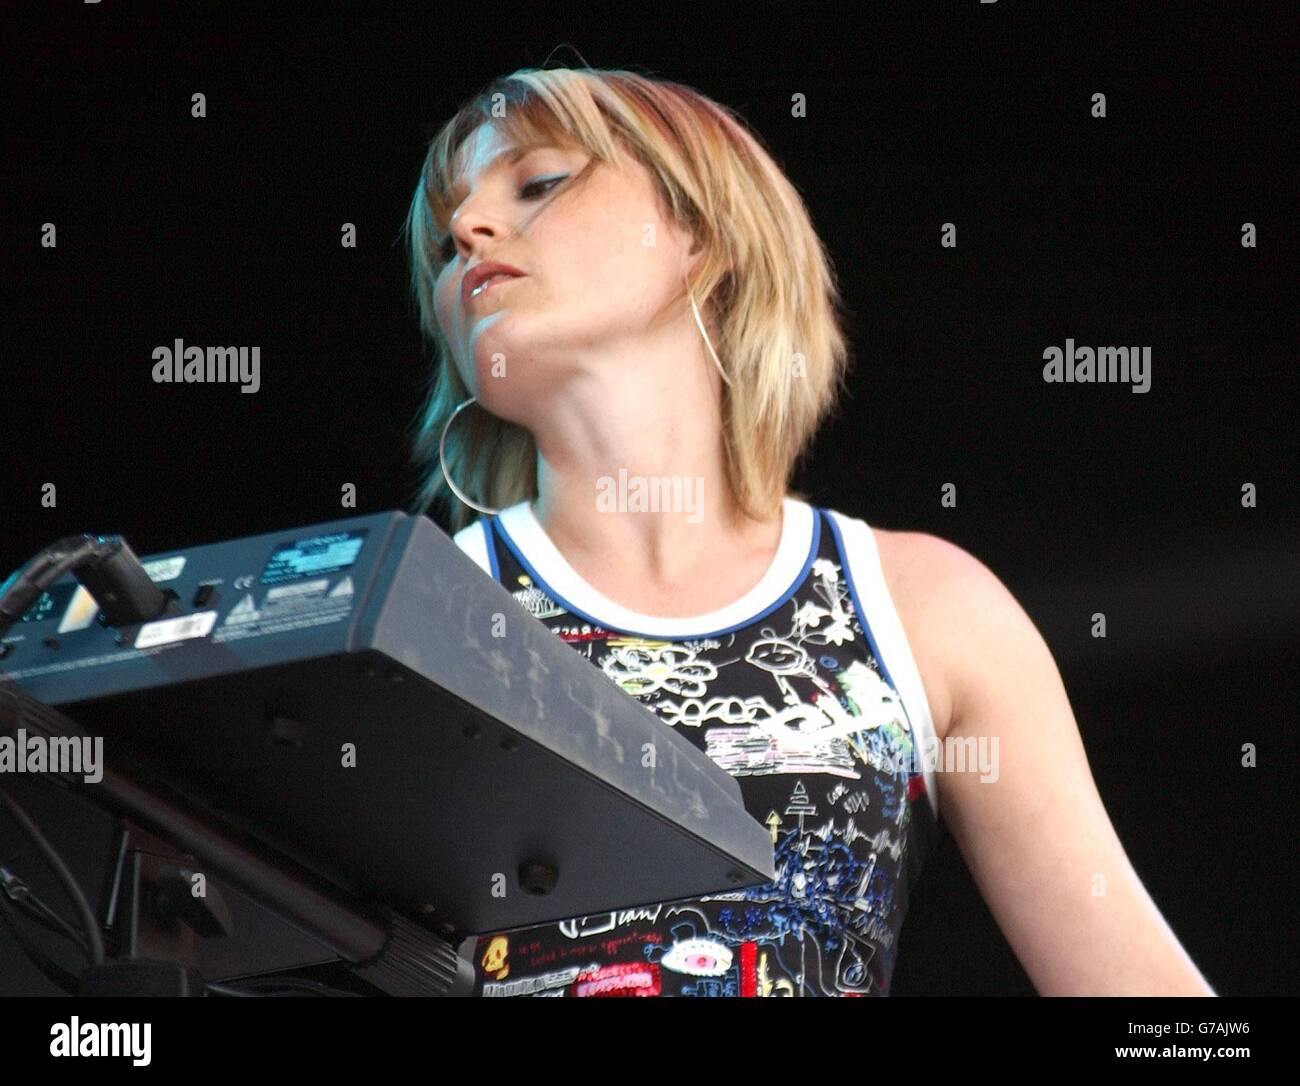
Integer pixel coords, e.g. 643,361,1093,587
204,982,258,997
0,867,90,953
0,884,80,994
0,536,104,638
17,896,90,953
0,786,105,965
211,975,365,997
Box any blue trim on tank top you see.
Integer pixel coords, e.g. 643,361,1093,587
485,506,823,641
479,518,500,582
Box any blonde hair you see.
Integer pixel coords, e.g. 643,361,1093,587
403,66,852,534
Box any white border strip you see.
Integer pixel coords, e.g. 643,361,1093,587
452,517,493,577
826,509,941,820
493,497,814,640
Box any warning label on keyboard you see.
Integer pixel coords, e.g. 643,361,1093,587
212,575,355,642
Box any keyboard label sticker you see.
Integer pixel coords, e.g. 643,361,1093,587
135,610,218,650
213,575,355,642
258,529,368,586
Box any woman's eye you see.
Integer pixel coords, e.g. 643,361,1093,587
519,174,566,199
437,175,566,264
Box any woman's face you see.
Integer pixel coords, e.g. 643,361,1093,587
432,123,698,425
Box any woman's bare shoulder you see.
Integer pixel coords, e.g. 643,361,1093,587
869,527,1025,744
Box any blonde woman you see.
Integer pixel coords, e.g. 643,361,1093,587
403,67,1213,997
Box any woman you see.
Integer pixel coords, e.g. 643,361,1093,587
403,66,1213,997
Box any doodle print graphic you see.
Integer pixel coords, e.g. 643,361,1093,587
510,573,568,621
660,936,734,977
480,935,509,981
472,507,938,997
600,642,719,697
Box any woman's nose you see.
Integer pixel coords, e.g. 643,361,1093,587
449,201,506,254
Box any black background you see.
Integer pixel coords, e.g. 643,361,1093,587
2,1,1296,996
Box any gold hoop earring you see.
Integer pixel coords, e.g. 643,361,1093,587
438,396,501,516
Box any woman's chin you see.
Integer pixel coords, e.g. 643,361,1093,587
472,383,534,427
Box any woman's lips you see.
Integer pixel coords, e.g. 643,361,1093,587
466,273,523,305
461,262,527,308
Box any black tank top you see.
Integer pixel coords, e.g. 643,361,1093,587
451,497,940,996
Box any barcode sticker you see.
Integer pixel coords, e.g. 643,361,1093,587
135,610,218,650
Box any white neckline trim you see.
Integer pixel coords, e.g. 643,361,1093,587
493,497,816,640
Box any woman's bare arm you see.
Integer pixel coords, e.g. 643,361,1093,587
880,531,1215,996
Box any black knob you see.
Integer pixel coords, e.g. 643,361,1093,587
518,861,559,896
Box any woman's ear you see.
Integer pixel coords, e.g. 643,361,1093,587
682,235,710,282
684,251,735,288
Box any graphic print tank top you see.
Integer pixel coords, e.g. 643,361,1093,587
451,497,941,997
